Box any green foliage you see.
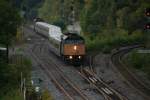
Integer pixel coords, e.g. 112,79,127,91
21,0,43,19
52,19,66,30
80,0,116,34
38,0,62,23
38,0,85,27
0,89,23,100
0,56,31,98
79,0,149,52
80,0,149,35
22,0,42,9
0,0,21,45
85,29,144,53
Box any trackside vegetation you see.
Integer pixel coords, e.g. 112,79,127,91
0,56,32,100
125,50,150,80
85,29,145,53
0,89,23,100
80,0,149,53
0,0,23,99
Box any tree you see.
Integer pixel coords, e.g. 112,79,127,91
80,0,116,35
0,0,21,63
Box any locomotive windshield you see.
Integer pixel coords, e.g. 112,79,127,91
63,40,84,44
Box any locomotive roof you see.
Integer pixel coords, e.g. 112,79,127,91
63,33,84,40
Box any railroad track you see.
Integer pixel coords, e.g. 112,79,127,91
41,42,127,100
24,27,90,100
76,52,128,100
111,45,150,99
24,27,129,100
43,43,120,100
32,42,120,100
77,66,128,100
43,46,118,100
29,43,89,100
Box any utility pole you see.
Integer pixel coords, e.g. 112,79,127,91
6,21,13,64
6,32,9,64
144,8,150,47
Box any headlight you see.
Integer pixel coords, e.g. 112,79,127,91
74,45,77,50
69,56,73,59
78,56,81,59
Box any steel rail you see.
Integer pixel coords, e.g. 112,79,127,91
26,28,89,100
42,46,90,100
80,68,127,100
85,55,128,100
32,43,89,100
29,49,74,100
111,45,150,99
77,70,111,100
24,25,75,99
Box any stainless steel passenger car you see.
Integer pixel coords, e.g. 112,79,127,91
34,21,85,65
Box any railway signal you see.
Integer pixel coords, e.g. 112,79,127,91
144,23,150,29
144,8,150,30
145,8,150,17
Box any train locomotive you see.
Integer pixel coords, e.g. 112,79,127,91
34,21,85,65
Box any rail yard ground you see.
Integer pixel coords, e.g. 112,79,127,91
94,52,147,100
11,25,149,100
122,49,150,90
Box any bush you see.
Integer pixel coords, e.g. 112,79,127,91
52,19,66,31
85,29,145,53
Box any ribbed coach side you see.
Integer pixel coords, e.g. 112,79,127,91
34,22,61,56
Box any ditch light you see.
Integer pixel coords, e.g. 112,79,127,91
145,23,150,29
